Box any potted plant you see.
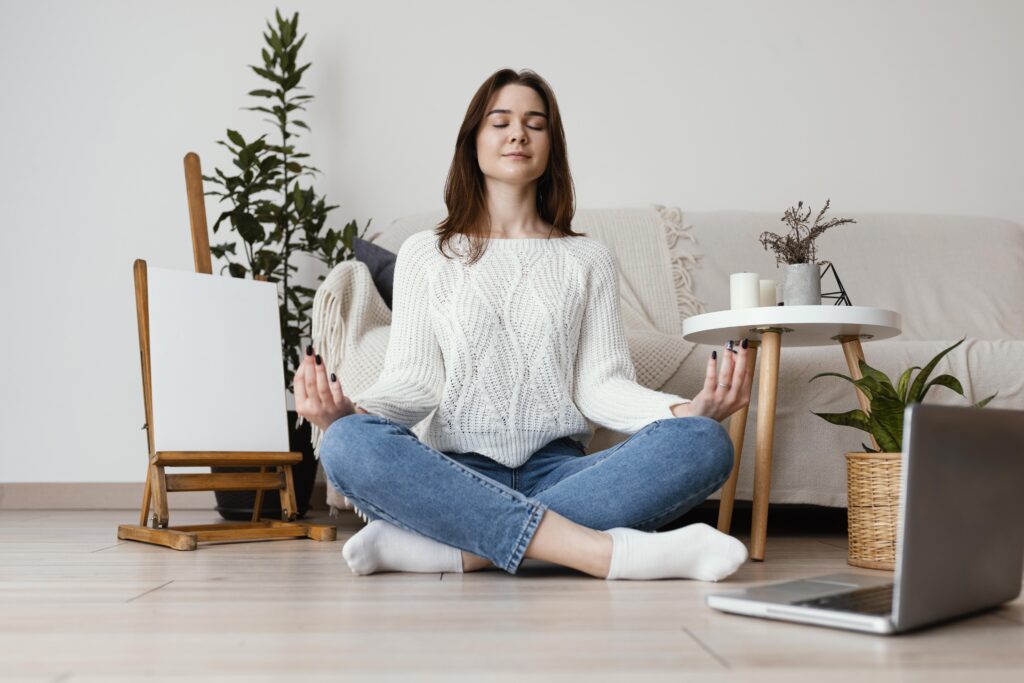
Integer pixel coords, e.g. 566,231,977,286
809,337,997,569
759,199,855,305
203,9,372,520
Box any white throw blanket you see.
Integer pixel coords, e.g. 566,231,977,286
306,205,704,516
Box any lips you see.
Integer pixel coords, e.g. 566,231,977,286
503,153,529,158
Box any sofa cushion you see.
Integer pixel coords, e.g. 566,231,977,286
353,237,398,309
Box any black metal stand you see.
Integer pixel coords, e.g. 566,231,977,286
819,261,852,305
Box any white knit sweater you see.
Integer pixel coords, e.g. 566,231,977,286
350,230,690,467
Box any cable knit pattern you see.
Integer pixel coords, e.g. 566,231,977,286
349,230,690,468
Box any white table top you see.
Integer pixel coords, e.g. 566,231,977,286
682,305,902,347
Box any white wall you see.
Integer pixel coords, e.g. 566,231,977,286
2,0,1021,482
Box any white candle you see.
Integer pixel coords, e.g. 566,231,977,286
730,272,760,309
759,279,777,307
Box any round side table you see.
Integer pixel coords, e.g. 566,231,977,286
682,305,902,561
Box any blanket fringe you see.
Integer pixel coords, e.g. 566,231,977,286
655,204,706,321
303,263,353,458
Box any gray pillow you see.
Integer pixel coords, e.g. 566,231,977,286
354,238,398,309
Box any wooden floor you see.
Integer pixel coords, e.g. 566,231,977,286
1,509,1022,682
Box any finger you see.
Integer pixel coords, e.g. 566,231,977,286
703,349,718,395
718,341,735,391
730,339,749,396
314,352,332,404
328,370,345,405
738,339,755,398
303,352,320,409
294,359,308,406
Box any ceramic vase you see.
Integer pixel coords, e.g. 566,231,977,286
782,262,822,305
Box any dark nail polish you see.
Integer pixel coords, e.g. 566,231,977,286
315,354,322,365
330,372,337,382
742,338,749,349
728,340,734,349
712,350,717,360
305,344,313,356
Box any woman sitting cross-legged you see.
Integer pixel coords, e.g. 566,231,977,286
295,67,752,581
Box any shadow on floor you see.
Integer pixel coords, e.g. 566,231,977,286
661,501,847,535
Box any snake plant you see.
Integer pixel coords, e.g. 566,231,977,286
810,337,997,453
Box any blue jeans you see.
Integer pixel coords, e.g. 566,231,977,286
320,414,734,575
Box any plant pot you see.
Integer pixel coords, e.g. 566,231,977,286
782,262,822,305
845,451,902,570
213,410,318,521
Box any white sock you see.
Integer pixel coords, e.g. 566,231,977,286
341,520,464,576
603,523,748,581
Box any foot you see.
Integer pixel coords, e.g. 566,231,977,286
341,520,464,575
603,523,748,581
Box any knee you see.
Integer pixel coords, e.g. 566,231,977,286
319,413,390,489
668,416,734,486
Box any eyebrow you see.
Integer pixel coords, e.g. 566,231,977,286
486,109,548,119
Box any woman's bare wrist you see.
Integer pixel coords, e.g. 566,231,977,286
670,402,693,418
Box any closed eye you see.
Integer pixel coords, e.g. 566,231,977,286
493,124,544,131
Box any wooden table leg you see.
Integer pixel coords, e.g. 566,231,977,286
750,331,781,561
838,336,880,451
717,342,759,534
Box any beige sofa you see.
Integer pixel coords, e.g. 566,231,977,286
313,206,1024,515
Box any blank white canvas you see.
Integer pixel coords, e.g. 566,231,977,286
147,266,290,453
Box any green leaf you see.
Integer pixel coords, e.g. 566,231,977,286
867,395,904,452
896,366,920,402
281,15,293,45
857,358,898,396
906,337,966,403
919,374,964,402
250,65,281,84
811,409,871,433
293,185,305,212
226,129,245,147
248,89,275,98
228,262,247,279
232,211,264,243
861,442,879,454
975,392,998,408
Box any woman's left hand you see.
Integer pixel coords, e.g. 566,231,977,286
672,339,753,422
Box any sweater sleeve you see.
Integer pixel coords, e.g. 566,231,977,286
350,233,445,428
572,244,690,433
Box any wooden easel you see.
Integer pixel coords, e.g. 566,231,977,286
116,153,336,550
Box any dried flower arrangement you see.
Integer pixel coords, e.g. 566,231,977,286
759,199,856,265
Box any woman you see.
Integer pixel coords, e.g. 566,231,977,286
295,68,753,580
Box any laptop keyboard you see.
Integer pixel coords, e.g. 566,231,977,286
793,584,894,616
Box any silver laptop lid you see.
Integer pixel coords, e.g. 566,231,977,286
893,403,1024,632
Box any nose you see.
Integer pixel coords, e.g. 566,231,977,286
509,124,527,143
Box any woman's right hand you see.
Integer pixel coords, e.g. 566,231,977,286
294,345,356,432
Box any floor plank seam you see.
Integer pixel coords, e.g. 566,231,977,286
680,625,730,670
89,541,125,553
126,579,174,603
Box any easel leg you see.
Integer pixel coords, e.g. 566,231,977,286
839,336,880,451
717,342,759,534
750,331,781,561
281,465,298,521
139,466,153,527
252,466,267,523
150,463,170,528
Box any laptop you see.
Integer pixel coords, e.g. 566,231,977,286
706,402,1024,634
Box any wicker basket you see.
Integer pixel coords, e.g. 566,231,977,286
845,451,902,570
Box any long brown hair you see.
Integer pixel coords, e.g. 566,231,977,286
435,68,584,264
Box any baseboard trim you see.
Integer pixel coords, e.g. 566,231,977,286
0,483,328,511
